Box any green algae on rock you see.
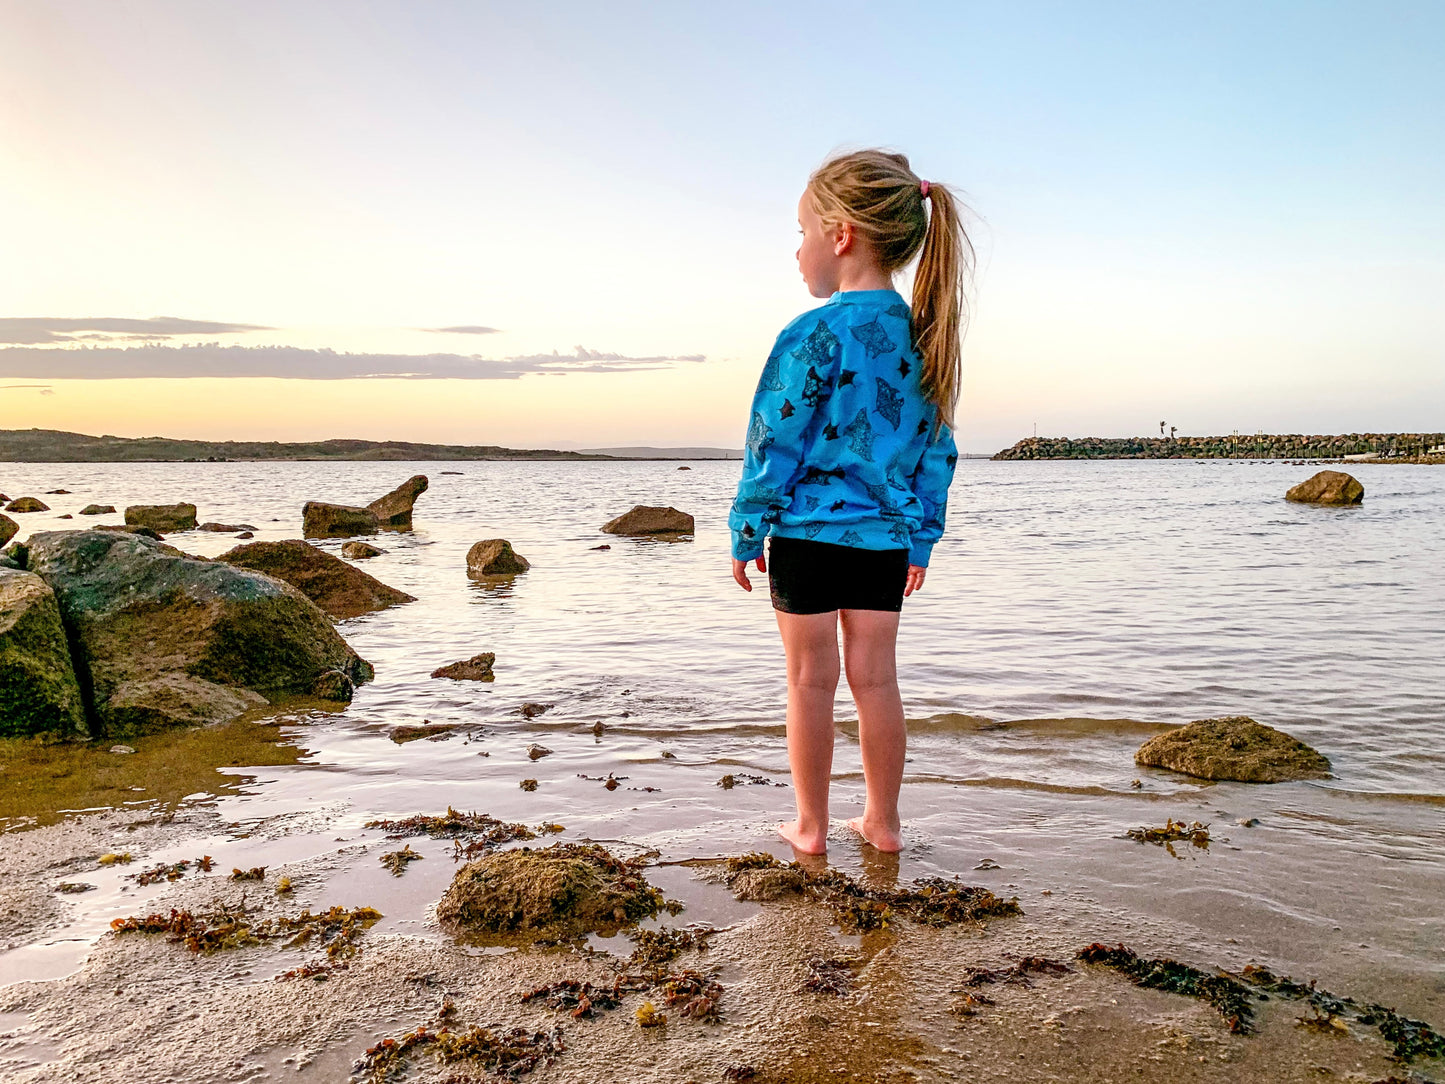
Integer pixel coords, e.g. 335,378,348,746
0,567,87,737
436,843,666,941
218,539,416,620
111,903,382,957
1134,715,1331,782
23,530,373,734
365,806,536,846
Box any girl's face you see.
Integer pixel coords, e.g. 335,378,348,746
796,189,845,298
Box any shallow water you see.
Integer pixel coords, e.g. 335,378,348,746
3,458,1443,1021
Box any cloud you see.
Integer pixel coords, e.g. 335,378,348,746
0,317,272,345
0,343,705,380
422,325,501,335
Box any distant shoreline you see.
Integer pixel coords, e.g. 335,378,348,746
0,429,742,463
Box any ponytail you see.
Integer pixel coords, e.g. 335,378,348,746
911,181,972,429
808,149,974,430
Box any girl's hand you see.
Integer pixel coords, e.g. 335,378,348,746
732,554,766,591
903,564,927,597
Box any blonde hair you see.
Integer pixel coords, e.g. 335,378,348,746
807,149,973,429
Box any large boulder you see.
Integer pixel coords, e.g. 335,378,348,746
0,568,87,737
218,539,415,620
1134,715,1331,783
466,539,530,576
1285,471,1363,505
6,497,49,514
125,503,197,532
0,514,17,548
366,475,428,529
600,505,695,536
436,843,665,941
24,531,373,734
303,501,378,539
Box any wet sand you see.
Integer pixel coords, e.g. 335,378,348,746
1,797,1439,1084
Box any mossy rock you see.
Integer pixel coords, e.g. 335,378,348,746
436,843,664,941
1134,715,1331,783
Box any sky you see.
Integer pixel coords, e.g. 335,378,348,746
2,1,1441,453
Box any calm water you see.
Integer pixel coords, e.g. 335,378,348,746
3,458,1444,1015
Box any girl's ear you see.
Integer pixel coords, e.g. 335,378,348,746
833,221,853,257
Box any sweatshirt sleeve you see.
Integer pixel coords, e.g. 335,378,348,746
729,316,840,561
907,418,959,567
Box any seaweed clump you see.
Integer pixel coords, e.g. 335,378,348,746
111,904,382,958
379,844,423,876
626,925,713,977
436,843,665,941
1077,943,1255,1034
801,957,856,997
365,806,537,846
354,1020,562,1083
1239,965,1445,1063
958,956,1072,989
660,969,723,1022
520,977,638,1019
721,853,1021,933
1125,818,1212,857
130,856,213,886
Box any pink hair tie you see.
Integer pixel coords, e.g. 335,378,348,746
919,180,931,198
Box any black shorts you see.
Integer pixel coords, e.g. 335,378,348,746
767,535,909,615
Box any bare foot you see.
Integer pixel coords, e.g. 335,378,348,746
845,815,903,853
778,820,828,855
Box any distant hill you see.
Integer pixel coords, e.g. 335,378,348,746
579,446,742,459
0,428,620,463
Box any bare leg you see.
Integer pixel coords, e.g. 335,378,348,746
840,608,905,852
773,610,840,855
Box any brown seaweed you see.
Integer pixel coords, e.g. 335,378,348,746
1238,964,1445,1062
720,853,1020,933
520,977,634,1019
380,844,423,876
626,925,713,975
354,1020,562,1082
230,866,266,881
1125,818,1212,856
717,773,785,789
111,904,382,957
660,968,723,1022
957,956,1072,989
1077,943,1255,1033
365,806,537,846
801,957,856,997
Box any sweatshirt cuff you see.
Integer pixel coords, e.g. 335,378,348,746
907,539,934,568
732,535,765,562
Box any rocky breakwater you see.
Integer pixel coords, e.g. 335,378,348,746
303,475,429,539
8,531,373,736
0,566,87,736
993,431,1445,460
218,539,415,620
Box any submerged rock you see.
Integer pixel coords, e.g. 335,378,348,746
0,513,16,548
341,540,383,559
600,505,694,536
431,653,495,681
302,501,377,539
1134,715,1331,782
466,538,530,576
218,539,415,620
366,475,428,529
0,567,87,737
24,530,373,734
199,522,257,533
1285,470,1363,505
124,503,197,532
6,497,49,514
78,505,115,516
436,843,665,940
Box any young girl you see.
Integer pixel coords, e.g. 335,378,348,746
729,149,971,855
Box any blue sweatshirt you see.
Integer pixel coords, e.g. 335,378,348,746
729,289,958,567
